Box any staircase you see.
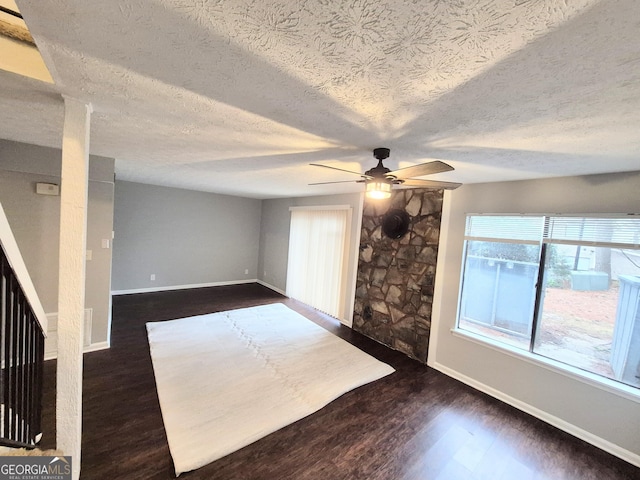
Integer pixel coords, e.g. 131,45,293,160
0,204,46,448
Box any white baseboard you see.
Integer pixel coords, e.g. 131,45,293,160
44,341,110,361
45,309,93,360
111,279,258,296
256,279,286,296
83,341,110,354
431,361,640,469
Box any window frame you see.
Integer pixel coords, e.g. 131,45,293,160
455,213,640,400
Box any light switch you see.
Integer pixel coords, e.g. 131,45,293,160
86,250,92,261
101,239,110,249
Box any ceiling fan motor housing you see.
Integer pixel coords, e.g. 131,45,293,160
366,147,393,178
373,148,390,160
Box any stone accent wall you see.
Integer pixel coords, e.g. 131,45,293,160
353,189,443,363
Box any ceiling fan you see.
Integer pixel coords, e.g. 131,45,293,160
310,148,462,199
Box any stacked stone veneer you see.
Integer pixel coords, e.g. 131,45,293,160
353,189,443,363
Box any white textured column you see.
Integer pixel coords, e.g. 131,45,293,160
57,97,92,480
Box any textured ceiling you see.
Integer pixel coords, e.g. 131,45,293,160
1,0,639,198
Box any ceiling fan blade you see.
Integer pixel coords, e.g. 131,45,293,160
308,180,363,185
310,163,371,178
389,160,454,180
399,178,462,190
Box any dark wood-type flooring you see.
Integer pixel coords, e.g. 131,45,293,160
39,284,640,479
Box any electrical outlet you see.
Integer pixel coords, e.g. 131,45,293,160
150,274,156,281
244,269,249,275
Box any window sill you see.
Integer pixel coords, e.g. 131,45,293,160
451,327,640,404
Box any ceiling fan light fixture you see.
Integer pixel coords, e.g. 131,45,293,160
365,179,392,199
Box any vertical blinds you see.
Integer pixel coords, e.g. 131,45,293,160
286,208,349,319
465,215,640,248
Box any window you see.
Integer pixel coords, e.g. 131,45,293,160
458,215,640,390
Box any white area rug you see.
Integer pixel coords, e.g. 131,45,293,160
146,303,395,476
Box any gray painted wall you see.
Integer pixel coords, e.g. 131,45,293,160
258,192,363,325
258,198,294,292
431,170,640,462
112,181,262,291
0,139,115,345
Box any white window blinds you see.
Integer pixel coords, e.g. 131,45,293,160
465,215,545,244
465,215,640,249
286,207,350,319
544,216,640,248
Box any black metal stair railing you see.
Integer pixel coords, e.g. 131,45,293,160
0,244,45,448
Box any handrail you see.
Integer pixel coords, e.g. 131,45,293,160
0,203,47,335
